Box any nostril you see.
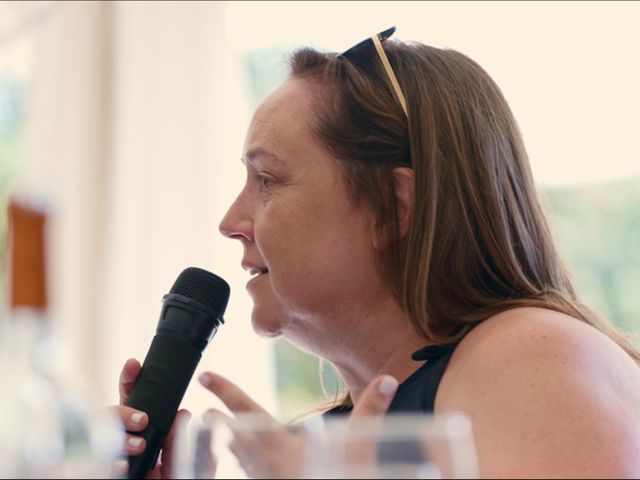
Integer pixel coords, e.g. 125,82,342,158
218,225,233,238
220,229,253,243
219,220,253,242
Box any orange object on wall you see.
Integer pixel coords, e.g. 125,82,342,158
7,198,48,311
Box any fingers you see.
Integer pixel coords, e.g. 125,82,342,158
125,433,146,456
229,437,260,477
159,409,192,479
111,405,149,432
193,428,218,480
199,372,271,416
108,404,149,460
339,375,399,476
202,407,232,426
119,358,142,405
349,375,399,423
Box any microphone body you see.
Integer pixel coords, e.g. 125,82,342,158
125,268,230,479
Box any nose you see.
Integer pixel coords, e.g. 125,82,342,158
219,195,253,243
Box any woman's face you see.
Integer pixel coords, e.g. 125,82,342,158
219,79,384,346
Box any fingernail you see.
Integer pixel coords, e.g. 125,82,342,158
202,410,215,424
199,373,211,387
128,437,143,448
378,375,399,397
131,412,145,424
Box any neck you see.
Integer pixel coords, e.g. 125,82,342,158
333,327,429,404
286,296,431,405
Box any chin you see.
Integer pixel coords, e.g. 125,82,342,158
251,308,284,338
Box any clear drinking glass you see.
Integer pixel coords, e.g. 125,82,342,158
172,412,478,479
172,413,306,479
305,413,478,479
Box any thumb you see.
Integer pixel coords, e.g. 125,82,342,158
343,375,399,472
119,358,142,405
348,375,399,423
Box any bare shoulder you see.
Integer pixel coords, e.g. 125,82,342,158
444,307,640,392
436,307,640,478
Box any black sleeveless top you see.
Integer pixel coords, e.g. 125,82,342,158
324,342,460,416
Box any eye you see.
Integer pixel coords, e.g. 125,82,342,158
256,173,273,191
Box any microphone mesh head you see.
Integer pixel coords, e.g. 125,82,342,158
170,267,230,318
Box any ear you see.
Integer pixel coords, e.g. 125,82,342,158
392,167,414,238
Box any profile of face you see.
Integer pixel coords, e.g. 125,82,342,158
219,79,387,351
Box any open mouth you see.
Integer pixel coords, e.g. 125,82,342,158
248,267,268,277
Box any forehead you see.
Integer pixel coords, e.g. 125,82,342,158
243,79,323,162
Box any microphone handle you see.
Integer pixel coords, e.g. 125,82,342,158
125,334,202,479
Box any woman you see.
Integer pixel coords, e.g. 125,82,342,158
117,28,640,477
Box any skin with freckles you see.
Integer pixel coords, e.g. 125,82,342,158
220,79,381,336
109,79,416,478
111,61,640,479
215,76,640,478
219,79,427,401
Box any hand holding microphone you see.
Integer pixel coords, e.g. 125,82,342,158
112,266,399,479
115,267,230,479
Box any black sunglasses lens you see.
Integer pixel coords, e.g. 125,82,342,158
340,26,396,59
377,26,396,42
341,37,373,59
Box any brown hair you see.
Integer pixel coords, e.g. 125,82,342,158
287,39,640,370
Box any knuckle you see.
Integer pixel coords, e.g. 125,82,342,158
111,405,129,420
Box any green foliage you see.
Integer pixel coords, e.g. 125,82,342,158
543,178,640,334
273,338,341,421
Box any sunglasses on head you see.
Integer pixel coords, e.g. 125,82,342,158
339,26,408,118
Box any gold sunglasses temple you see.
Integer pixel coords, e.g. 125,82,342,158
371,34,409,118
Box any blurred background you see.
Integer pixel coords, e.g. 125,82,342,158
1,0,639,427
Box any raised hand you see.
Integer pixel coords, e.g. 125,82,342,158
198,372,398,478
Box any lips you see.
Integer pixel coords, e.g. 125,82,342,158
243,261,268,291
242,261,269,277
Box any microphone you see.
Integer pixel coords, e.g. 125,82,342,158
125,267,230,479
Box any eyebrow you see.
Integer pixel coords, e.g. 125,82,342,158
242,148,283,166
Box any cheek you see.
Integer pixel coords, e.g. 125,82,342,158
252,193,379,311
254,202,315,274
262,229,377,314
261,238,314,301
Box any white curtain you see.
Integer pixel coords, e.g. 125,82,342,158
19,1,277,416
